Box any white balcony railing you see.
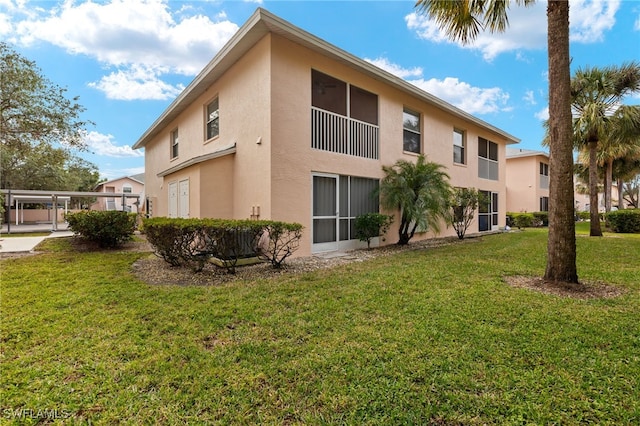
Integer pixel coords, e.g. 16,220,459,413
311,107,379,159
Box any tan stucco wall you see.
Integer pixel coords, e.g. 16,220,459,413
505,155,549,212
143,32,515,257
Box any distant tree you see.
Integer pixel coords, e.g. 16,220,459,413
623,175,640,208
0,42,92,190
447,187,485,240
571,62,640,235
379,155,451,245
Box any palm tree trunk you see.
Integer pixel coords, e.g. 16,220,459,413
605,158,613,213
588,141,603,236
544,1,578,283
617,177,624,209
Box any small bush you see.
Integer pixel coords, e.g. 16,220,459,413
66,211,137,248
354,213,393,249
532,211,548,227
576,211,590,221
507,213,534,229
255,221,304,268
605,209,640,233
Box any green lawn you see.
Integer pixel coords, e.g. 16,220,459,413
1,230,639,424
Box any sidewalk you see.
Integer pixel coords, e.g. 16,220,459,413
0,223,73,253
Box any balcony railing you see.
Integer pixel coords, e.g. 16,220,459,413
311,107,379,160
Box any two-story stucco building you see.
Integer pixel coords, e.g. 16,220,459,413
133,8,519,257
505,148,550,213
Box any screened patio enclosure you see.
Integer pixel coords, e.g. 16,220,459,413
312,173,379,253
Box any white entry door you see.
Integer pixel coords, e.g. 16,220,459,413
168,182,178,218
179,179,189,218
312,174,339,253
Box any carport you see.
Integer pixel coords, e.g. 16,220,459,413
1,189,141,234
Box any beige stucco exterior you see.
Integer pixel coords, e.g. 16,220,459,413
91,176,144,212
135,9,519,257
506,149,550,213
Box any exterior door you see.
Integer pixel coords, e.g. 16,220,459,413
312,174,339,252
168,182,178,218
179,179,189,218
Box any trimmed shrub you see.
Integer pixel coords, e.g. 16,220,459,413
66,210,137,248
354,213,393,249
532,211,548,227
606,209,640,233
507,213,534,229
576,211,590,221
143,218,304,273
255,221,304,268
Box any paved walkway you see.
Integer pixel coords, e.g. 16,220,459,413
0,223,73,253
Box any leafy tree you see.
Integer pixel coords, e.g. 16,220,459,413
622,175,640,208
379,154,451,245
571,62,640,235
0,42,92,190
414,0,578,283
354,213,394,249
448,187,485,240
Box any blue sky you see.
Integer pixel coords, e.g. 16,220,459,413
1,0,638,180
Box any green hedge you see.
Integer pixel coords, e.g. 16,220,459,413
142,218,303,273
605,209,640,233
66,211,137,248
506,212,548,229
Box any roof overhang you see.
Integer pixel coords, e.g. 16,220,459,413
157,143,237,178
133,8,519,150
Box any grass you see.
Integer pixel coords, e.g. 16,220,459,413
1,230,639,424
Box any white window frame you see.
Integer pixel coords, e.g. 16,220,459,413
206,98,219,141
453,128,466,165
170,128,179,160
403,108,421,154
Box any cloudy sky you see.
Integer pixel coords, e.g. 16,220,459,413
1,0,638,180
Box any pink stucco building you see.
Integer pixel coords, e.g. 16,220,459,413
133,8,519,256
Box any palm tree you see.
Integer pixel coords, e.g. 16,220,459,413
379,154,451,245
571,62,640,235
415,0,578,283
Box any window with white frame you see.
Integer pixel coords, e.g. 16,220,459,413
122,185,132,194
478,137,498,180
479,190,499,231
540,162,549,189
206,98,219,140
170,128,179,159
403,109,420,154
453,128,465,164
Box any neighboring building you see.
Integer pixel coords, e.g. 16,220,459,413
133,8,519,257
91,175,145,212
506,148,550,213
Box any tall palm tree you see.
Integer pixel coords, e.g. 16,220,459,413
379,154,451,245
415,0,578,283
571,62,640,235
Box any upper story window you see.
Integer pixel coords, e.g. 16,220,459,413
478,137,498,180
403,109,421,154
540,162,549,189
311,70,379,159
206,98,219,140
311,70,378,125
122,185,132,194
453,128,466,164
170,128,179,159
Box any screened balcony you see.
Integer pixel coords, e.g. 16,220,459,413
311,107,379,159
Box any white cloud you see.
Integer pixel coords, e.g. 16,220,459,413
635,15,640,31
12,0,239,75
535,107,549,121
524,90,536,105
405,4,547,61
408,77,510,114
4,0,239,100
88,65,184,100
570,0,620,43
84,131,144,158
100,166,145,181
368,56,511,115
406,0,622,61
364,57,423,79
